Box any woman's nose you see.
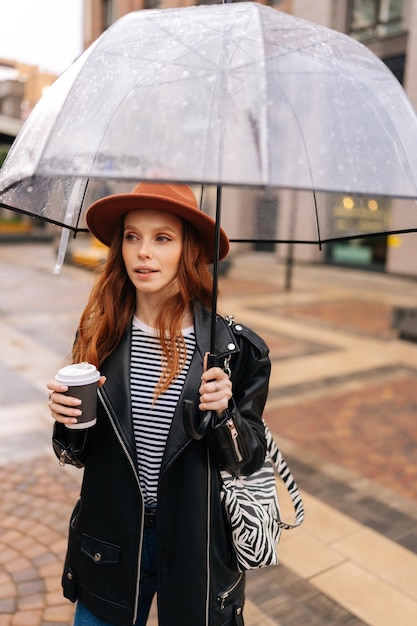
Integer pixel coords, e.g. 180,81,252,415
137,240,151,257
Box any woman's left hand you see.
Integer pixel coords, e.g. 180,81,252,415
199,355,232,417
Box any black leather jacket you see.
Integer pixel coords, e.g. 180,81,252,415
53,305,270,626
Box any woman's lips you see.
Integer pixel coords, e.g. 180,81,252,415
134,267,157,273
134,266,158,276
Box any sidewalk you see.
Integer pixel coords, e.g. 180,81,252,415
1,243,417,625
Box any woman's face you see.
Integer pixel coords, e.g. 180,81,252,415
122,209,183,300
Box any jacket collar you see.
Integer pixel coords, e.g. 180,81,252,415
193,304,240,363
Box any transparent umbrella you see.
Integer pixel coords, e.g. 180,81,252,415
1,2,417,334
1,3,417,233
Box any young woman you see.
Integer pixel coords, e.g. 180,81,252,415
47,182,271,626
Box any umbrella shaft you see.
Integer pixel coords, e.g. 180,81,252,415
210,186,222,355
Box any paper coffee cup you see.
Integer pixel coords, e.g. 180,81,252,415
55,362,100,429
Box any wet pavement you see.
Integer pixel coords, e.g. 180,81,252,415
1,242,417,625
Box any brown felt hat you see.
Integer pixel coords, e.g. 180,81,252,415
86,181,229,263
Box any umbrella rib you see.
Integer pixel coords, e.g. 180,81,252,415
313,189,322,250
268,82,321,243
228,226,417,245
0,202,88,233
72,181,90,232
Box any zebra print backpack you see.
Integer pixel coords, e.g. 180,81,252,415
220,422,304,571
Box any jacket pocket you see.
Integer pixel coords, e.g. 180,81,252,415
70,499,81,529
81,533,120,565
217,572,244,611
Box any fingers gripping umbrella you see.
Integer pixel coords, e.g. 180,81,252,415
1,3,417,363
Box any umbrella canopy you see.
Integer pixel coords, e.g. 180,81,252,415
1,1,417,246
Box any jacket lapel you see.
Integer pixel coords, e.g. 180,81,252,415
160,306,240,475
99,329,137,461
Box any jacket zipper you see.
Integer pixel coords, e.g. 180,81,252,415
58,449,67,467
205,447,211,626
218,572,244,610
98,390,143,625
226,418,243,463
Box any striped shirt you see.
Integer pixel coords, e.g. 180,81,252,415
130,316,196,505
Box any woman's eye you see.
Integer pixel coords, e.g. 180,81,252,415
156,235,172,242
125,233,138,241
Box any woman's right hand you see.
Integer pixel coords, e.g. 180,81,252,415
47,376,106,426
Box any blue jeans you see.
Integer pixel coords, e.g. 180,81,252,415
74,528,158,626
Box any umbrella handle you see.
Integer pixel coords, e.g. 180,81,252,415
183,399,214,440
182,353,219,439
207,353,218,369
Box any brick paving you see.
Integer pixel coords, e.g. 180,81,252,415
0,460,78,625
265,371,417,502
275,299,396,338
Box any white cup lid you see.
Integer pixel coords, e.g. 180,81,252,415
56,362,100,385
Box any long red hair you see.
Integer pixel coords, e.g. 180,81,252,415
72,219,214,396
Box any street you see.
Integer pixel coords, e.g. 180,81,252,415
1,241,417,625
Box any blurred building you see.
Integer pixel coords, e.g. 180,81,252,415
0,60,58,235
83,0,293,48
0,59,58,140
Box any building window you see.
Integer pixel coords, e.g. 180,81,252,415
348,0,405,42
327,194,390,269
